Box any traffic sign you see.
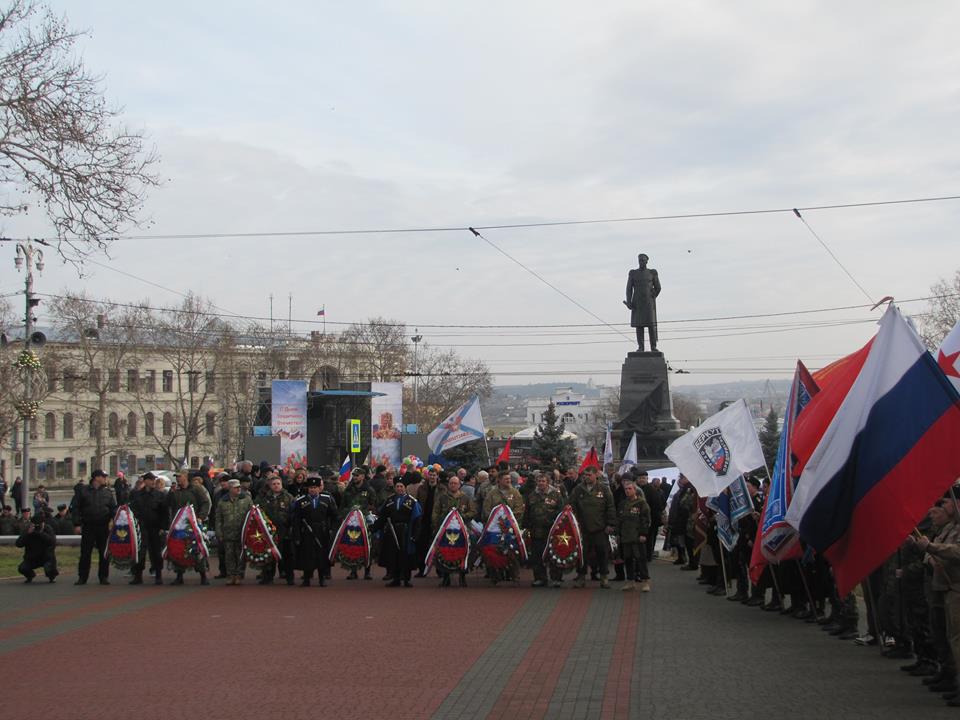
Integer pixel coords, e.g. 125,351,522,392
349,419,361,453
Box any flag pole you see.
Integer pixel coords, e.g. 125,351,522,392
718,540,731,596
795,559,821,622
769,563,784,606
483,436,492,466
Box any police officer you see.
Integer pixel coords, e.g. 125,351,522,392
72,469,117,586
290,477,338,586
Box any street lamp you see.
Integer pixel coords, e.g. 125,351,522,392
411,329,422,430
14,241,43,511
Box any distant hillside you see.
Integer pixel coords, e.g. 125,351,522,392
492,382,606,400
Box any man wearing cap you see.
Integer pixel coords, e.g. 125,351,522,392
16,510,57,583
371,478,422,587
0,505,16,535
258,475,295,585
290,477,338,586
129,472,169,585
340,467,377,580
216,479,253,585
52,503,73,535
72,469,117,585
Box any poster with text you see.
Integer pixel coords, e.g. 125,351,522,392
371,381,403,468
272,380,308,469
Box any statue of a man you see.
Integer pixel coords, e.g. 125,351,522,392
624,253,661,352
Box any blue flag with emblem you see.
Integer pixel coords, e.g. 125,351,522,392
706,489,738,552
427,395,486,454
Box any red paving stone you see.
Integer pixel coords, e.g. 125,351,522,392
0,571,530,720
484,591,593,720
600,594,641,720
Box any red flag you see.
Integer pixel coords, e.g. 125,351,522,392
496,437,512,465
578,447,600,473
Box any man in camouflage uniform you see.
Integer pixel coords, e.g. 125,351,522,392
257,475,295,585
482,471,524,523
617,479,651,592
340,467,378,579
523,473,563,588
215,479,253,585
167,469,212,585
569,465,616,589
431,475,476,587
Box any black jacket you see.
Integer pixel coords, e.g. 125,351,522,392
129,488,170,530
72,485,117,527
16,523,57,562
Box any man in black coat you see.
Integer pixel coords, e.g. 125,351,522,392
16,512,57,583
371,478,422,587
289,477,338,586
637,472,665,562
72,469,117,585
129,472,170,585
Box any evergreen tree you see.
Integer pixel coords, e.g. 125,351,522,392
759,407,780,472
439,440,489,471
531,402,576,469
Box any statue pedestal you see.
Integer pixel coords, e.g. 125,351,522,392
614,352,684,469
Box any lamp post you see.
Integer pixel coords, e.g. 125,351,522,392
14,240,43,510
411,329,422,431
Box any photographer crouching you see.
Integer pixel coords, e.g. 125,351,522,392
15,509,58,583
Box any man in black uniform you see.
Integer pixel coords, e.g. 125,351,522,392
290,476,338,586
372,478,422,587
16,511,58,583
129,472,170,585
72,469,117,585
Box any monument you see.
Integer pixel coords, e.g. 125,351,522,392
615,253,684,467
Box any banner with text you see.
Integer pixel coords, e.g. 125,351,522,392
272,380,308,469
371,381,403,468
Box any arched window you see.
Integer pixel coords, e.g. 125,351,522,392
89,412,99,438
561,412,575,423
126,411,137,437
63,412,74,439
44,412,56,439
310,366,340,391
205,411,216,436
108,412,119,438
162,412,173,436
145,412,155,436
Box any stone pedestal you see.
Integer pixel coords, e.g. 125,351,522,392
614,351,684,469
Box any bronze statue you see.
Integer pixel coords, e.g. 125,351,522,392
624,253,660,352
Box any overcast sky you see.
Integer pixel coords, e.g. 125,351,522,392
3,1,959,388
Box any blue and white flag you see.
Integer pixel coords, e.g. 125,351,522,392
427,396,486,454
603,425,614,466
706,490,738,552
619,432,638,475
727,475,754,525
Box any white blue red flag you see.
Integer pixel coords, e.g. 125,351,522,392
665,399,765,498
786,305,960,596
338,456,352,483
937,317,960,394
427,396,485,454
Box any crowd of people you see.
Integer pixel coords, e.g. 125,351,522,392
667,474,960,709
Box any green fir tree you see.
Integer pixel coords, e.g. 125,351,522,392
531,402,576,470
758,407,780,473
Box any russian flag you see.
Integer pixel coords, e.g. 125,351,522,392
786,306,960,596
338,455,352,483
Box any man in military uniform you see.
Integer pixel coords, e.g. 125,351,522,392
372,478,422,587
340,467,378,580
483,471,525,523
431,475,476,587
215,479,253,585
209,471,232,578
523,473,564,587
624,252,661,352
52,503,73,535
0,504,17,535
569,465,616,589
72,469,117,586
167,468,212,585
129,472,169,585
618,479,651,591
258,475,295,585
290,477,338,586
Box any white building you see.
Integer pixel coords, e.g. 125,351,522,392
525,386,615,450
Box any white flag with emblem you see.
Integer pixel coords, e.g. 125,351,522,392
937,318,960,394
427,396,486,454
618,432,638,475
664,399,765,497
603,425,614,467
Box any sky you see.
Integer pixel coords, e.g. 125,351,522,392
3,1,959,388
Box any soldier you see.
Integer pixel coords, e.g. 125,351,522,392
72,469,117,586
290,477,338,586
16,511,57,583
569,465,616,589
52,504,73,535
340,467,378,580
257,475,295,585
372,478,422,587
431,475,476,587
483,471,525,523
167,469,212,585
617,479,651,592
215,479,253,585
0,504,17,535
209,471,232,578
415,467,445,577
523,473,564,588
129,472,169,585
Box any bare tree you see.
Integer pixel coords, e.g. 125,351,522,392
0,1,158,265
919,269,960,349
340,317,409,382
408,344,492,431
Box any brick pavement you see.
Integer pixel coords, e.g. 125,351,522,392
0,560,957,719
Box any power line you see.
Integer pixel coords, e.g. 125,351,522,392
7,193,959,242
792,209,874,303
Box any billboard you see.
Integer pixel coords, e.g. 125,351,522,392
271,380,308,469
370,381,403,468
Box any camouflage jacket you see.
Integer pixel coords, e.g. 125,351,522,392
215,492,253,541
523,488,564,539
432,489,476,529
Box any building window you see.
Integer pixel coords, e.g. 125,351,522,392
89,412,99,438
190,456,200,469
188,371,199,392
238,371,249,391
108,369,120,392
44,412,56,439
109,455,118,476
205,411,216,436
126,411,137,437
205,371,215,393
63,368,77,393
127,369,138,392
188,417,198,440
77,459,87,478
162,370,173,392
257,371,267,387
145,412,155,436
46,367,57,392
108,412,119,438
63,412,74,439
162,412,173,436
145,455,155,471
145,369,156,393
29,417,37,439
289,360,302,378
88,369,101,391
